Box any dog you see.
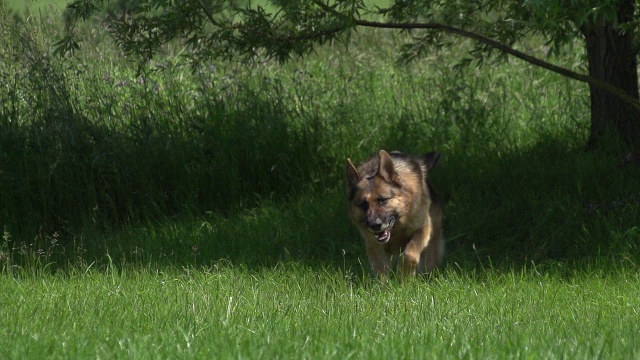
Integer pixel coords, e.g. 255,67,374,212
346,150,444,278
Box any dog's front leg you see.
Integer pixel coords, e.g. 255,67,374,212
401,229,430,276
365,241,391,279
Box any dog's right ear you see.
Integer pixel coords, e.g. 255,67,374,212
424,151,441,171
346,158,360,185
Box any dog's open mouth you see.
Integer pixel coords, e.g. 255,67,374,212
375,229,391,243
374,217,395,243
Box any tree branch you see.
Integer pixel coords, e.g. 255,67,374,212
272,26,346,42
353,19,640,112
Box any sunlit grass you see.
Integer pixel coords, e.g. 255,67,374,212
5,0,69,12
1,264,639,359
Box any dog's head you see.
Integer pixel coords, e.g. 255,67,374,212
346,150,402,243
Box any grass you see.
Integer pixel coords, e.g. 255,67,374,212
1,264,639,358
5,0,69,12
1,1,640,358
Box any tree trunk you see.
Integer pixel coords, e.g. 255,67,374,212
580,0,640,150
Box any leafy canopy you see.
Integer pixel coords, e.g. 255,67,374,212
59,0,638,62
59,0,640,109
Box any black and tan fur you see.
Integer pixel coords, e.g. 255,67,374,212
346,150,444,278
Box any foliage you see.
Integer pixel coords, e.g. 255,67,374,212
55,0,640,132
57,0,640,67
3,2,640,270
0,0,638,265
2,6,640,357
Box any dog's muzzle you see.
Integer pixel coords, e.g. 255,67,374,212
371,217,395,243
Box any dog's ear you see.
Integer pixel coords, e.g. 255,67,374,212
378,150,395,181
424,151,440,171
346,158,360,185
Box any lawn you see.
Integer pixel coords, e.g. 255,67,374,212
2,264,639,359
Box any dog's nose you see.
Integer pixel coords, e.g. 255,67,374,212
369,219,383,232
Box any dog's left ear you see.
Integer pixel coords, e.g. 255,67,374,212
378,150,395,181
424,151,441,171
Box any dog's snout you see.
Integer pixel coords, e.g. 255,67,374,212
369,218,383,232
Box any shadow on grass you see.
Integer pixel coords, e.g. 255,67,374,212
6,136,637,277
438,138,640,272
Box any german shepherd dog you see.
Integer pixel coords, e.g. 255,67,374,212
346,150,444,278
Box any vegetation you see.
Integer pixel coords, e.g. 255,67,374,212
61,0,640,153
2,264,640,359
0,1,639,358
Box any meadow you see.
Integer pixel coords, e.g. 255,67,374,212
1,1,639,358
2,264,639,359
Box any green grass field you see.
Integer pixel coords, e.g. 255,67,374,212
2,264,640,358
1,0,640,358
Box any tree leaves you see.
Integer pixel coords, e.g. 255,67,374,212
59,0,640,66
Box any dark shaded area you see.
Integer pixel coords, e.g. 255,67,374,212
2,52,639,274
0,64,336,243
580,0,640,150
1,5,638,275
6,133,638,277
439,141,640,270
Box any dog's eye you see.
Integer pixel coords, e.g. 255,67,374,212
377,197,389,205
359,201,369,210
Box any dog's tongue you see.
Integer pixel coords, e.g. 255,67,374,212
376,229,391,243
